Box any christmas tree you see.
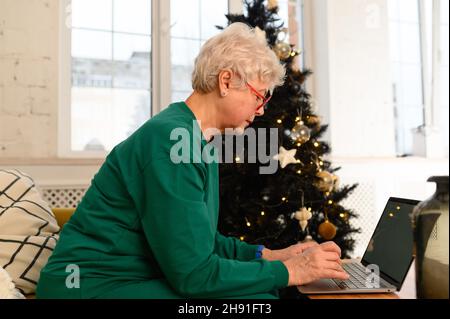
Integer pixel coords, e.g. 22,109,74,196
217,0,360,258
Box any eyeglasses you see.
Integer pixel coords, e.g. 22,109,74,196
246,82,272,111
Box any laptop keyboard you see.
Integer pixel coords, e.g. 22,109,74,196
333,263,391,290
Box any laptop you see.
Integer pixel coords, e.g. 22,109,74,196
298,197,419,294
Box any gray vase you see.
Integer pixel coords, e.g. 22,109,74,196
411,176,449,299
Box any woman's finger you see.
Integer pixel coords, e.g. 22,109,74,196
322,268,350,281
320,241,342,257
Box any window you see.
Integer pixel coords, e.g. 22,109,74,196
388,0,449,157
170,0,229,102
67,0,152,153
389,0,424,156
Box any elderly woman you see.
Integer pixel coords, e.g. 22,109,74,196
36,23,348,299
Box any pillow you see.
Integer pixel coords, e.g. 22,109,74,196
0,169,60,295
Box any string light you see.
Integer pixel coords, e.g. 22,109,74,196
319,161,324,166
240,236,245,241
245,217,251,227
297,143,301,147
261,211,265,216
295,117,301,122
277,119,282,124
396,206,401,210
314,142,320,147
328,200,333,205
297,170,302,174
235,156,241,162
389,212,394,218
282,197,287,202
340,213,345,218
308,207,312,211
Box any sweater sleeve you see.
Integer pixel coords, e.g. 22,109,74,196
139,158,289,298
214,232,261,261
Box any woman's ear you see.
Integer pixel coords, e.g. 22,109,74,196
218,69,233,95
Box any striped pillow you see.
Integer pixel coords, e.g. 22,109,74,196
0,169,60,295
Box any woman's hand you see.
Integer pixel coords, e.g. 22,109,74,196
262,241,319,262
282,242,349,286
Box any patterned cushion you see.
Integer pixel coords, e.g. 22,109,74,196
0,169,59,295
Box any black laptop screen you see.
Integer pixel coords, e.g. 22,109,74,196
362,198,418,285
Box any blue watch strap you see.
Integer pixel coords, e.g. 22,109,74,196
255,245,265,259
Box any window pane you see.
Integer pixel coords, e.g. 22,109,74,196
200,0,229,39
389,0,424,156
113,33,151,62
277,0,290,30
397,0,420,23
399,64,423,106
171,38,199,96
399,23,422,64
171,0,200,39
441,66,449,107
442,0,449,24
389,23,400,62
113,0,151,35
113,34,151,90
172,91,192,103
441,25,449,67
71,88,150,151
71,0,152,153
72,29,112,60
170,0,228,102
72,0,112,30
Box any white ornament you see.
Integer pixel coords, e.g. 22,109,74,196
299,220,309,231
294,207,313,231
294,208,312,221
273,146,297,168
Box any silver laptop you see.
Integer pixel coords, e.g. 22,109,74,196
298,197,419,294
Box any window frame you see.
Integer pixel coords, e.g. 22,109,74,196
416,0,446,157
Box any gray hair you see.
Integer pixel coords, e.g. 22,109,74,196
192,22,286,94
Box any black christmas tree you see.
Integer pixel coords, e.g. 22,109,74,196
217,0,360,259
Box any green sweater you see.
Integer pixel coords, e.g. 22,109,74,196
40,102,288,298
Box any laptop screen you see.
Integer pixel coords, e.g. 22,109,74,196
362,197,419,287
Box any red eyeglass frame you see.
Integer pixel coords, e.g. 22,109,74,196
246,82,272,111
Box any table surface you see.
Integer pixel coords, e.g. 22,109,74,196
302,259,417,299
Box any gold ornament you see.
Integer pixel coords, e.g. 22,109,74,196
314,171,335,193
318,220,337,240
290,122,311,144
273,42,292,60
268,0,278,9
307,115,321,128
294,207,312,231
273,146,297,169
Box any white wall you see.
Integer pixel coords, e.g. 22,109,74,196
306,0,396,157
0,0,60,158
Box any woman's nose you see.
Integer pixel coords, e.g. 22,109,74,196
255,106,264,116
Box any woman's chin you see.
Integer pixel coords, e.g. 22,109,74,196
234,126,246,135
